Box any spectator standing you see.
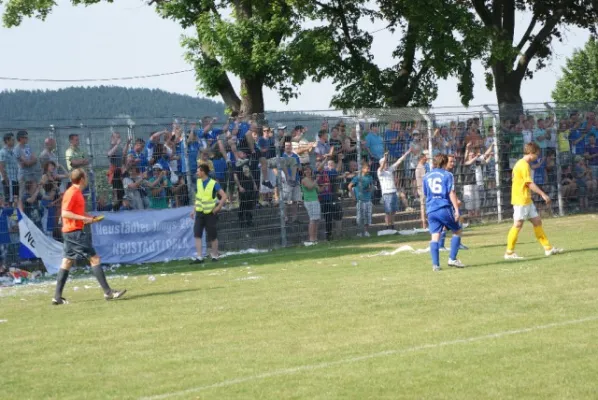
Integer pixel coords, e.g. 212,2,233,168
365,124,384,203
557,120,572,167
234,164,258,228
122,167,147,210
39,137,61,168
129,138,149,173
0,195,14,267
315,130,332,163
316,158,342,241
40,160,66,239
20,180,43,229
349,162,374,237
584,134,598,179
14,130,40,195
569,120,586,156
378,149,411,230
281,142,301,223
65,134,89,172
0,133,19,203
107,132,130,209
301,165,321,244
147,164,171,209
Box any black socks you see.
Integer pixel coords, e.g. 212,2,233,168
54,268,69,300
91,265,111,294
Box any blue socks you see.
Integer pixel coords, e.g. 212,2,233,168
450,235,461,260
430,241,440,267
439,230,447,248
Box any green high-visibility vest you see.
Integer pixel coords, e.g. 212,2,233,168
195,178,217,213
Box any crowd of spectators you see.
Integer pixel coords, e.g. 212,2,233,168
1,108,598,264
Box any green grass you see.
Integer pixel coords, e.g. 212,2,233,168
1,215,597,400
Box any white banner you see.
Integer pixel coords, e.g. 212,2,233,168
18,210,62,275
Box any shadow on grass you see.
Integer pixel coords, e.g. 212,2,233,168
464,247,598,269
123,286,225,301
77,287,225,303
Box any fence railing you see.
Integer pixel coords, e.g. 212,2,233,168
2,102,598,268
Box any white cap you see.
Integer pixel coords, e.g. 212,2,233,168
152,164,163,170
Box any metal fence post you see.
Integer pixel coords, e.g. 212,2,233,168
483,105,503,222
179,119,195,205
355,117,364,236
419,109,434,169
545,103,564,217
82,123,97,211
274,133,287,247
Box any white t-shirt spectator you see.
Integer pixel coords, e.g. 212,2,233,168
378,165,398,195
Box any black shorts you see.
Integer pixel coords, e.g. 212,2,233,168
194,212,218,242
63,228,97,260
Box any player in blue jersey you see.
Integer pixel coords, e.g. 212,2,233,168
423,154,466,271
439,154,469,251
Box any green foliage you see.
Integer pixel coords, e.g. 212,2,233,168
472,0,598,112
299,0,487,109
0,86,225,126
552,37,598,104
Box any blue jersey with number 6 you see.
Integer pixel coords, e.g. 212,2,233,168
423,168,454,214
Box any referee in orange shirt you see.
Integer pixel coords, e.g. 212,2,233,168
53,168,126,305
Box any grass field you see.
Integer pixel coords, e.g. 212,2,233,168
1,215,597,400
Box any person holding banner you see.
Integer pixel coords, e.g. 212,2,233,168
52,168,126,305
190,163,227,264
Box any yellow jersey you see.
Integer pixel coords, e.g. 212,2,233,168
511,158,533,206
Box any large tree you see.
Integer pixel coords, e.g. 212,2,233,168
552,37,598,104
1,0,332,115
302,0,487,109
470,0,598,118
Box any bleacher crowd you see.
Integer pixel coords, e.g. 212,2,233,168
1,108,597,267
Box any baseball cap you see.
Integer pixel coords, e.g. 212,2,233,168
153,164,163,170
277,124,287,130
123,195,131,201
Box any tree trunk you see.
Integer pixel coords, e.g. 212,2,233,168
493,64,524,122
240,77,265,117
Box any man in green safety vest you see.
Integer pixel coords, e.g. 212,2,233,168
190,163,228,263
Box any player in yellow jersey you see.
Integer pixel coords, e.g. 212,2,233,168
505,142,563,259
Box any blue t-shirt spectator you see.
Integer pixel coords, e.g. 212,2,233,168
129,149,149,172
350,174,374,202
384,130,401,158
187,141,201,174
212,158,227,181
366,133,384,160
569,129,586,155
531,158,546,185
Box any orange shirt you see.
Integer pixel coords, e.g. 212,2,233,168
62,185,86,233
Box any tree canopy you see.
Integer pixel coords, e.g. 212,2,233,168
470,0,598,117
552,37,598,105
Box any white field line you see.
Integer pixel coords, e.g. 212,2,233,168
140,315,598,400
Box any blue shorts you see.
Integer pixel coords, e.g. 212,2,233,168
427,206,460,234
383,193,399,213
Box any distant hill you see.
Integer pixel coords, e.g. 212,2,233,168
0,86,226,129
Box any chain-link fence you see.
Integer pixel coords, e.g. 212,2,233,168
2,102,597,269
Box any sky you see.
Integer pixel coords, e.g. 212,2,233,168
0,0,591,113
